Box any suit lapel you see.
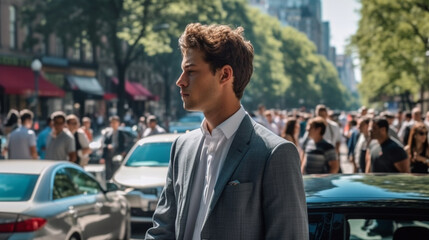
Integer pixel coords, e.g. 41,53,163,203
204,115,253,222
177,132,204,239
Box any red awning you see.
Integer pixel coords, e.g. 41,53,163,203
0,65,65,97
111,78,155,101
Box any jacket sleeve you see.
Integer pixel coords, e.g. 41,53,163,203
145,139,178,239
263,141,309,240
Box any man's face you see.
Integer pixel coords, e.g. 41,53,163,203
359,121,368,135
110,120,120,129
176,48,222,112
67,119,79,132
53,117,65,133
369,121,383,140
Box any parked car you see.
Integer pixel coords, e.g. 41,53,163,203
305,174,429,239
0,160,131,240
168,112,204,133
112,133,182,223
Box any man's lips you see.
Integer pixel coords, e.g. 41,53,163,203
180,92,190,97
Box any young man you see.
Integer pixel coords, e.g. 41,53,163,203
146,23,308,240
366,117,409,173
301,117,339,174
66,114,91,166
143,115,166,137
7,109,38,159
45,111,76,162
100,116,128,180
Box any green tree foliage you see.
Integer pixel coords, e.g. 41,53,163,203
351,0,429,108
23,0,354,117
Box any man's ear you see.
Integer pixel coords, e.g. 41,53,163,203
219,65,233,84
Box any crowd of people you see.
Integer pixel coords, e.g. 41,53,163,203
2,103,429,177
0,108,167,180
252,104,429,175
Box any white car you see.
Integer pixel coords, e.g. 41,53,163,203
0,160,130,240
112,133,181,223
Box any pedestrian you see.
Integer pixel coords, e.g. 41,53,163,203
366,117,409,173
404,122,429,173
145,23,308,240
398,107,422,145
353,117,371,173
1,109,20,158
6,109,38,159
36,117,52,159
136,116,146,138
143,115,166,137
81,117,93,142
45,111,76,162
301,117,339,174
66,114,91,166
100,116,128,180
282,117,300,147
264,110,280,135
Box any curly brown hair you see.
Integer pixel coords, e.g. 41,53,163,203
179,23,254,99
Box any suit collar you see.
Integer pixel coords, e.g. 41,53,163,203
204,114,254,223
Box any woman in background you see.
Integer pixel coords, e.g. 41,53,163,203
404,122,429,173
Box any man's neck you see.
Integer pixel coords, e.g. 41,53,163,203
204,101,240,133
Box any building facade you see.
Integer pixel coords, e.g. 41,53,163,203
0,0,159,128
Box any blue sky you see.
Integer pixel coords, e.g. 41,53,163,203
322,0,361,55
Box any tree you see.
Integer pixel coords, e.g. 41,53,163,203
351,0,429,109
22,0,227,120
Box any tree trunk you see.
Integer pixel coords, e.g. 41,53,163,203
117,64,126,121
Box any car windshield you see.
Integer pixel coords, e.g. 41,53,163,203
0,173,39,201
125,142,172,167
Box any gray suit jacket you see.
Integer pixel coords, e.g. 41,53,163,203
146,115,308,239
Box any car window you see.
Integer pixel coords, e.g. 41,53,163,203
0,173,38,201
53,168,80,200
347,218,429,240
65,168,102,195
125,142,172,167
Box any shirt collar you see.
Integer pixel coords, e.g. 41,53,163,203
200,106,246,139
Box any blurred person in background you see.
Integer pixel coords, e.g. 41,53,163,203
404,122,429,173
301,117,339,174
353,117,371,173
366,117,409,173
264,110,280,135
66,114,91,166
393,110,403,132
81,117,93,142
100,116,128,180
282,117,300,147
1,109,20,158
143,115,166,137
399,107,421,145
315,105,341,155
136,116,147,138
37,117,52,159
381,111,401,143
6,109,37,159
45,111,76,162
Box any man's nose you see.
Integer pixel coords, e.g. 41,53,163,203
176,72,187,87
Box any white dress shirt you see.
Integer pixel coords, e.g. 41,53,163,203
184,106,246,240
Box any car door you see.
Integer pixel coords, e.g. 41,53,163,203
51,168,98,238
66,168,125,239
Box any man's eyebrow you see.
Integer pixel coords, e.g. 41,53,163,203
182,63,196,69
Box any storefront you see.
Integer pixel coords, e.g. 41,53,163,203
0,55,65,121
